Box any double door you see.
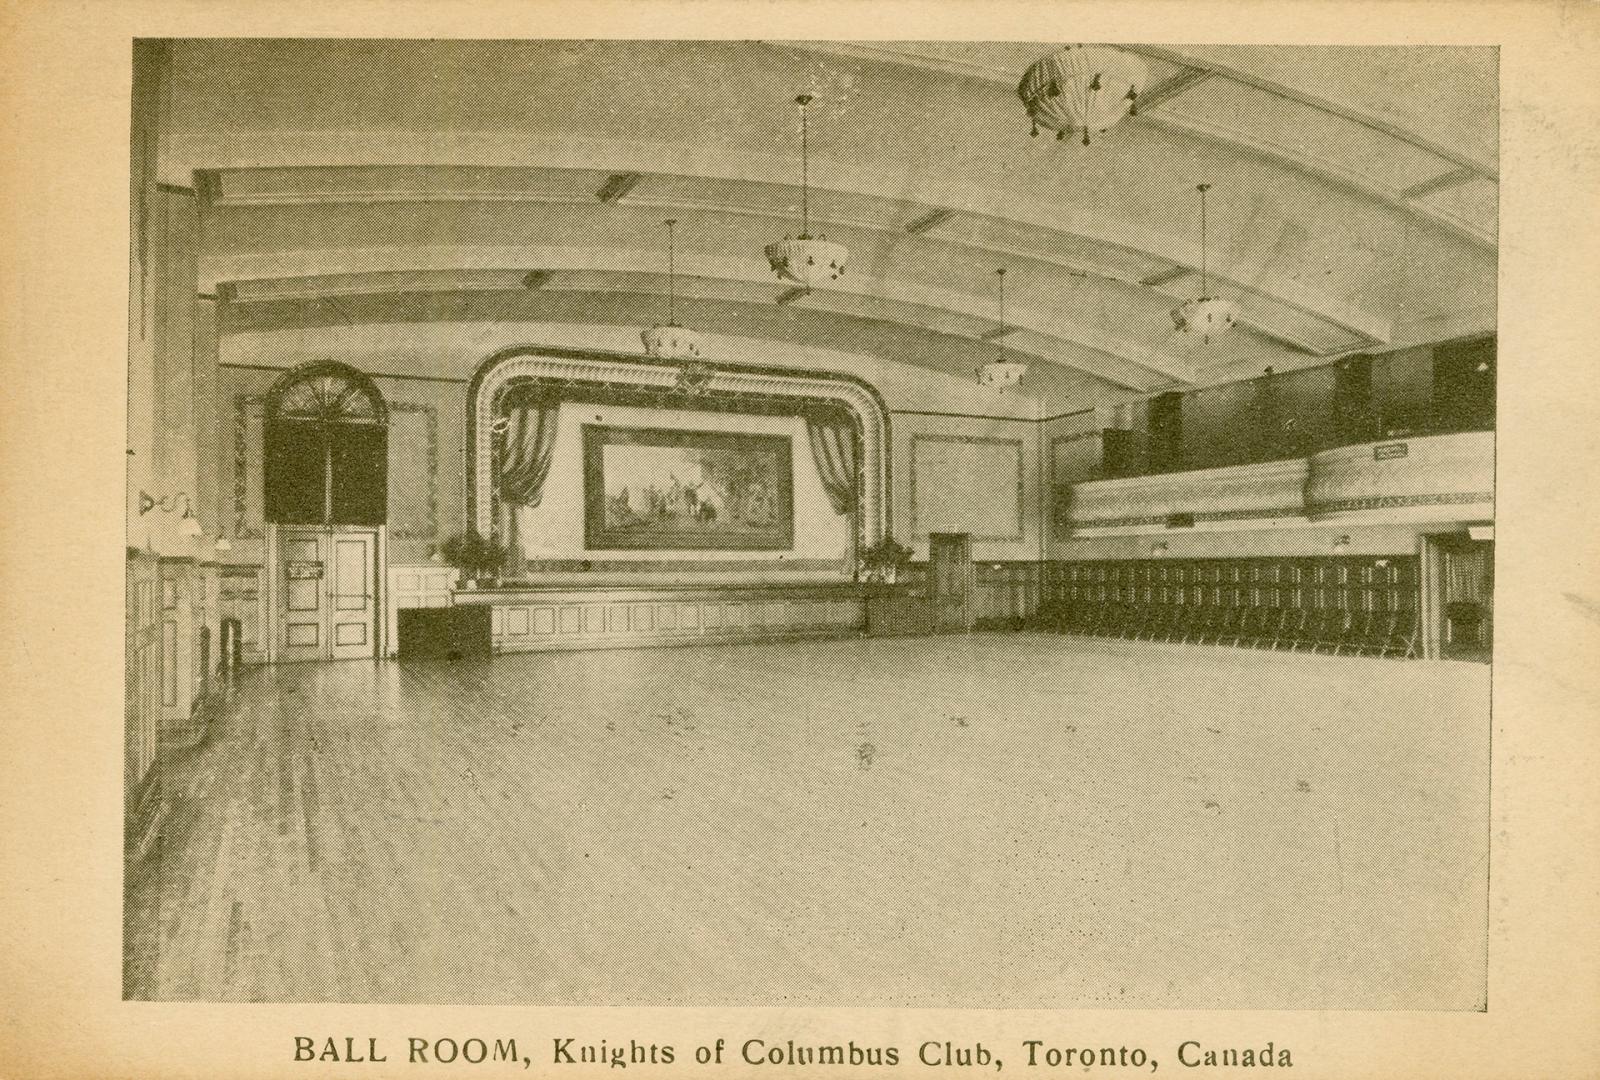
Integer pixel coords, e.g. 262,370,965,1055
276,527,379,661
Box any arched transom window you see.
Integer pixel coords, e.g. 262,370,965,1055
263,362,389,526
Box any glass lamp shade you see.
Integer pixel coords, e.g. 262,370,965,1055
640,324,707,361
1170,296,1241,343
764,235,848,287
1019,45,1148,141
976,360,1029,389
179,513,205,538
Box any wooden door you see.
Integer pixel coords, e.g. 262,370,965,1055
327,531,378,659
929,533,973,633
278,528,330,662
277,527,378,661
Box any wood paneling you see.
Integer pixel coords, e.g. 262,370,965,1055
1039,555,1421,656
125,550,163,864
385,565,455,657
465,584,864,653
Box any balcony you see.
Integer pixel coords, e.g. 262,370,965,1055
1061,431,1493,536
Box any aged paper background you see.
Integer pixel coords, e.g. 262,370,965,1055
1,1,1597,1077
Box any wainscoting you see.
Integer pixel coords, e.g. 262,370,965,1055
125,550,163,866
458,583,865,653
386,563,457,658
1038,555,1421,656
899,561,1041,629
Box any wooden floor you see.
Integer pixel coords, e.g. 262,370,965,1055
124,633,1490,1008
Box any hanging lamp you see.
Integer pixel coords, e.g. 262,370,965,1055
1170,183,1240,343
764,94,848,288
640,218,707,361
976,268,1028,389
1018,44,1147,146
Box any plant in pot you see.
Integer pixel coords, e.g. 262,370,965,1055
438,529,508,589
858,535,913,585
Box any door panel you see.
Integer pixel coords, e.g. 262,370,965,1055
276,528,378,661
930,533,972,634
329,533,377,659
277,528,328,662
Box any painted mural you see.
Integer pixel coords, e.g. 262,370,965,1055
582,425,794,550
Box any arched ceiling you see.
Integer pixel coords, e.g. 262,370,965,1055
158,39,1497,408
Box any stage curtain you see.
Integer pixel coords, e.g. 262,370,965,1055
497,394,560,565
806,410,858,516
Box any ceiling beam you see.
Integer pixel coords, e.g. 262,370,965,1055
1139,265,1191,288
1401,167,1478,201
776,40,1494,252
1133,68,1213,112
209,255,1195,386
1124,45,1497,180
200,160,1399,346
904,208,958,235
595,172,642,203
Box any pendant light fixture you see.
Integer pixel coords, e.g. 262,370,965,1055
1019,45,1147,146
976,268,1028,389
1170,183,1240,343
640,217,707,361
764,94,848,289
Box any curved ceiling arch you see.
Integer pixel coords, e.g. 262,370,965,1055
165,39,1496,408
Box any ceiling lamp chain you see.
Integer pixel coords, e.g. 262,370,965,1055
765,93,848,289
1019,44,1147,146
1170,183,1241,344
976,267,1028,390
641,217,708,362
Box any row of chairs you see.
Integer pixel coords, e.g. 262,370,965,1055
1034,599,1419,658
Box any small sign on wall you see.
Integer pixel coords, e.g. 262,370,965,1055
286,561,324,579
1373,442,1409,461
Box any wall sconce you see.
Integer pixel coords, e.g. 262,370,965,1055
214,531,232,554
1332,535,1351,551
1151,541,1169,556
139,490,204,538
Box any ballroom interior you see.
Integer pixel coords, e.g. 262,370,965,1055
124,39,1496,1007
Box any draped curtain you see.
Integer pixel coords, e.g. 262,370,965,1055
497,392,560,570
805,409,858,516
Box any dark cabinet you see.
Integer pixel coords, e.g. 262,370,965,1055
397,606,492,660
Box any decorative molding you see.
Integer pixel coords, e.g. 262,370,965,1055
1309,491,1494,515
1065,457,1311,537
909,433,1026,543
468,346,890,549
514,557,844,575
891,407,1037,424
389,402,439,540
1070,506,1308,531
1305,431,1494,514
232,394,264,538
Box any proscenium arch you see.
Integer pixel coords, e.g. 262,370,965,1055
466,345,891,549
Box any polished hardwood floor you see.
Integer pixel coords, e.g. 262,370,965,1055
124,633,1490,1008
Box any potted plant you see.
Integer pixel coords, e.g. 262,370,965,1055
858,535,913,585
438,529,508,589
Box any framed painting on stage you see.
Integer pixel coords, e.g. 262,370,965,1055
582,424,794,550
